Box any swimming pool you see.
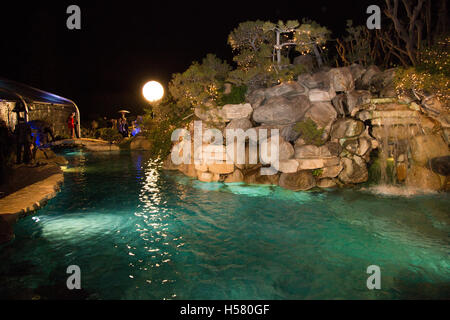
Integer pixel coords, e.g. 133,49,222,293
0,150,449,299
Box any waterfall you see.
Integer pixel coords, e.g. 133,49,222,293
364,101,443,195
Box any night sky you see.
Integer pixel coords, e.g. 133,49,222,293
0,0,384,121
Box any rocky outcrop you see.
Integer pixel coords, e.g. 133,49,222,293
410,135,449,167
226,118,253,131
165,63,449,193
330,119,365,139
405,165,442,191
279,171,316,191
252,95,310,125
328,67,354,92
338,156,369,184
221,103,253,121
130,135,152,150
35,148,69,166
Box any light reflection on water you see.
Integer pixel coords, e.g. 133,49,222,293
0,150,448,300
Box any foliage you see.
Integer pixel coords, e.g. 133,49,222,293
293,19,331,68
227,20,314,88
98,128,123,143
169,54,231,107
394,37,450,105
143,95,192,159
312,168,323,177
293,118,325,146
228,21,275,70
218,85,248,105
415,36,450,77
378,0,448,67
335,20,380,67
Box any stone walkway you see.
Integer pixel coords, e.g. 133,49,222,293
0,164,64,243
0,171,63,216
50,138,120,151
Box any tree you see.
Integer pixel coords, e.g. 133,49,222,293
336,20,385,67
293,19,331,69
262,20,300,66
228,20,275,70
169,54,231,108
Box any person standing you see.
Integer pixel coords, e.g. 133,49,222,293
67,112,76,139
14,117,32,165
0,120,12,183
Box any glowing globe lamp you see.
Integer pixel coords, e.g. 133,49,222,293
143,81,164,102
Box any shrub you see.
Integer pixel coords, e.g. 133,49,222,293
394,37,450,106
98,128,123,143
218,85,248,105
312,168,323,177
293,118,325,146
143,96,192,159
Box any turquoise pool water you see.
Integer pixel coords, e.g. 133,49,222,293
0,150,449,299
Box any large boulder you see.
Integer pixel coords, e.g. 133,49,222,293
317,178,338,188
331,94,347,117
225,118,253,131
342,137,372,156
224,169,244,183
208,163,235,175
221,103,253,121
246,89,266,109
296,157,340,170
410,134,449,166
338,156,368,184
197,171,220,183
303,101,338,137
320,142,342,157
278,159,300,173
252,95,310,125
294,143,342,159
130,135,152,150
369,68,396,96
429,156,450,176
301,71,336,102
308,88,336,102
244,170,279,185
34,148,68,165
279,171,316,191
264,81,307,98
260,136,294,164
330,118,365,140
328,67,354,92
179,163,197,178
357,65,381,89
249,125,286,143
346,90,371,116
226,143,260,171
349,64,366,82
281,124,301,142
198,144,229,164
319,163,344,178
422,96,449,116
405,165,442,191
35,148,57,161
295,144,321,158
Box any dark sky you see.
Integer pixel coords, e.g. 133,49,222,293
0,0,384,120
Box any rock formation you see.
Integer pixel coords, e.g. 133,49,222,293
164,65,450,192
